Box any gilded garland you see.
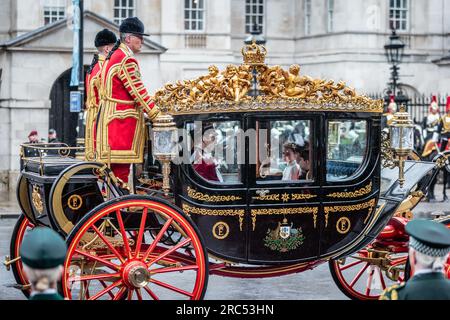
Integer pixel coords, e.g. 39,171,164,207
250,207,319,231
324,198,377,228
182,203,245,231
327,182,372,198
187,186,242,202
154,41,383,115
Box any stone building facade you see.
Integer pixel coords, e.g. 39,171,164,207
0,0,449,194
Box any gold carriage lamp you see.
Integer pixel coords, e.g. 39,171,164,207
389,104,414,187
152,114,178,194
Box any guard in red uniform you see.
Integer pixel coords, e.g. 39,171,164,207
85,29,117,161
97,18,160,183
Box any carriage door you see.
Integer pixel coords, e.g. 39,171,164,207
320,117,379,257
246,114,323,263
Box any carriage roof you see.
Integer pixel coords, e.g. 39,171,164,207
154,42,383,116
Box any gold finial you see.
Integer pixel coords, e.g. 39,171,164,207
241,40,267,65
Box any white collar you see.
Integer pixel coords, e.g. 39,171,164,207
125,44,134,56
30,288,58,297
413,268,437,276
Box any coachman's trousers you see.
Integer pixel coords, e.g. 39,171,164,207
110,164,131,183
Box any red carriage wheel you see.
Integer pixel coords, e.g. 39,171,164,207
329,250,408,300
62,195,208,300
9,214,34,297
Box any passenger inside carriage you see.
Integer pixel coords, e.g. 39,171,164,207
258,119,313,182
296,145,312,181
188,121,241,183
191,124,223,182
282,143,300,181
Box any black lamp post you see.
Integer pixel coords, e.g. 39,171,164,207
384,29,408,106
244,23,266,97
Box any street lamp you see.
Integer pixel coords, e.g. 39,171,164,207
384,29,407,106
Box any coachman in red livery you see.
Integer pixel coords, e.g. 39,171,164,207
97,18,160,183
85,29,117,161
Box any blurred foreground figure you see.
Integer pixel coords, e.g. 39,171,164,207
20,227,67,300
380,220,450,300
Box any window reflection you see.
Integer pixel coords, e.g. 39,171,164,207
327,120,367,181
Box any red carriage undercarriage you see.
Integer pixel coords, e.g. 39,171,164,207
5,43,450,300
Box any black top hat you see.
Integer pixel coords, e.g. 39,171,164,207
94,29,117,47
119,17,149,36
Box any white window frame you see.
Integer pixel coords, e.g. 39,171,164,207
184,0,205,33
327,0,334,33
389,0,409,32
304,0,312,35
114,0,136,25
245,0,265,34
43,0,66,25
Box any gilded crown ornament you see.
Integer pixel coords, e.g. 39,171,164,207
241,40,267,65
154,44,383,115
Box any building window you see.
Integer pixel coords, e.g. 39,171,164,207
114,0,135,25
245,0,264,34
304,0,311,35
184,0,205,32
327,0,334,32
43,0,66,25
389,0,409,31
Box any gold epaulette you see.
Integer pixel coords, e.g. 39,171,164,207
379,282,405,300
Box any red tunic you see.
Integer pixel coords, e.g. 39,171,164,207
96,43,159,164
84,55,104,160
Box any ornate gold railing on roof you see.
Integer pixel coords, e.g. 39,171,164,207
154,41,383,115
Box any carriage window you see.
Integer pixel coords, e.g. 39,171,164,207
186,121,241,184
257,120,313,182
326,120,367,181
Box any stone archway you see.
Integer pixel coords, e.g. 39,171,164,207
49,67,87,147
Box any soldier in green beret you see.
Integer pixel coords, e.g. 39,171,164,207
380,219,450,300
20,227,67,300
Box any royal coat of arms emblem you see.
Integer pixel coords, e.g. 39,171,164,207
264,218,305,252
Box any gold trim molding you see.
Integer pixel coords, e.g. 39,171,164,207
324,198,376,228
327,182,372,198
250,207,318,231
187,186,242,202
182,203,244,231
253,192,317,202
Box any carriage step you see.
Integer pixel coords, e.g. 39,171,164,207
5,283,31,291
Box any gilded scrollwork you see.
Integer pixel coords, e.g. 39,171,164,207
324,198,376,228
31,185,44,215
187,186,242,202
153,43,383,115
182,203,245,231
327,182,372,199
381,131,397,169
253,192,317,202
250,207,319,231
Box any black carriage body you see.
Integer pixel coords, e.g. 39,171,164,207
170,110,382,264
18,157,104,236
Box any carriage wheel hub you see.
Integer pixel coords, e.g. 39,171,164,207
122,261,150,288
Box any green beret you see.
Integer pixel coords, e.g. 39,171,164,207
20,227,67,269
406,219,450,257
